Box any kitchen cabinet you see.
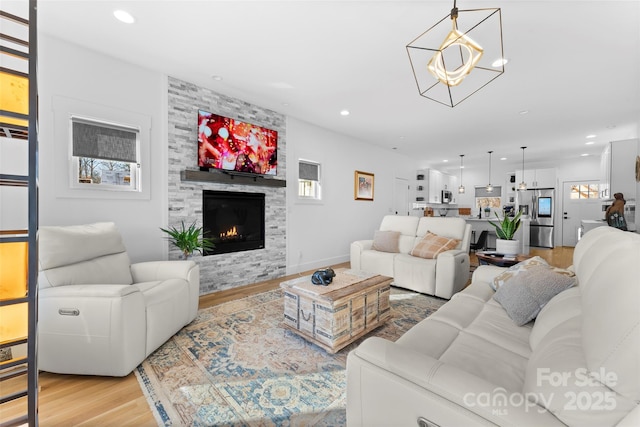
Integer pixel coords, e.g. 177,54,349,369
600,139,638,200
428,169,442,203
515,168,556,189
413,169,457,205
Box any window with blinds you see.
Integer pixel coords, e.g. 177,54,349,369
298,160,321,200
70,117,140,191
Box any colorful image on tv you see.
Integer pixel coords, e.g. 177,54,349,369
198,110,278,175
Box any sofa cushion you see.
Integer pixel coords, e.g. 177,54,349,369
371,230,400,253
410,231,460,259
493,265,577,326
529,287,581,350
492,256,575,291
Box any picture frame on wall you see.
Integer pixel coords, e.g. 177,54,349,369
354,170,374,201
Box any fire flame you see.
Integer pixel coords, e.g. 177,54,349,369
220,226,238,239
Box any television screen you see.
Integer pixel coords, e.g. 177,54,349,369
198,109,278,175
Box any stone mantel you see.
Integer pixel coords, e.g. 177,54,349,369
181,169,287,188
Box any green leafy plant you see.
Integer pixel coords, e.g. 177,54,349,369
488,210,523,240
160,221,215,258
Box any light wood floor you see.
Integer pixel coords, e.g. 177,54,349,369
3,247,573,426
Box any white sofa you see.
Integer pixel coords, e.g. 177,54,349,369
38,222,200,377
350,215,472,299
346,226,640,426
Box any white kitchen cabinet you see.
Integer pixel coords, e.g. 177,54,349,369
428,169,442,203
515,168,556,189
600,139,638,200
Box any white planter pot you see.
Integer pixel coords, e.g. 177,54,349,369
496,239,520,256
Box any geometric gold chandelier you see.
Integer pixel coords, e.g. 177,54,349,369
406,0,505,107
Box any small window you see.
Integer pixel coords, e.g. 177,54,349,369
298,160,321,200
70,117,140,191
570,183,599,199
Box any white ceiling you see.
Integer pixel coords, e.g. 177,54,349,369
34,0,640,173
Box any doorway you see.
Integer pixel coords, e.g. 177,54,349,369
561,181,602,247
393,177,409,216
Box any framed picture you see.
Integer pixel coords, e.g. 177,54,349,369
354,170,374,201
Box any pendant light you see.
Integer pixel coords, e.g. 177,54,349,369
486,150,493,193
518,146,527,191
458,154,465,194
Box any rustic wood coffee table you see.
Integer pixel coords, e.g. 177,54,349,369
280,269,392,353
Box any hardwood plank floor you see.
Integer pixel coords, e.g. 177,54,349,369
3,249,572,426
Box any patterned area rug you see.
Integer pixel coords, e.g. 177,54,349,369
135,286,445,426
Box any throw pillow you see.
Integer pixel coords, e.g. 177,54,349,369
410,231,460,259
372,230,401,253
491,256,549,291
493,265,578,326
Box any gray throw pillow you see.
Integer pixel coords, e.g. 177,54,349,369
372,230,401,253
493,265,577,326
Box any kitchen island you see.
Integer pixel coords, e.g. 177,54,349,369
465,217,530,254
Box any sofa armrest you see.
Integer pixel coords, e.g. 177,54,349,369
434,249,470,299
471,264,506,284
350,240,373,271
347,337,564,427
131,260,200,321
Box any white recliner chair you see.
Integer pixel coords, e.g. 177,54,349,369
38,222,200,376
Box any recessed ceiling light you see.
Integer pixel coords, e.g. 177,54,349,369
212,75,223,81
586,134,596,139
518,110,529,115
581,153,589,157
340,110,350,116
113,10,135,24
585,141,594,145
443,159,448,163
492,58,509,67
500,157,507,161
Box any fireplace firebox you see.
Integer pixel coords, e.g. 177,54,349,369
202,190,265,255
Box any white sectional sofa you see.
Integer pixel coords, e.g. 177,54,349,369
37,222,200,377
346,226,640,426
350,215,472,299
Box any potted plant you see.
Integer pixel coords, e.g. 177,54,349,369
160,221,215,259
488,210,523,256
483,206,491,218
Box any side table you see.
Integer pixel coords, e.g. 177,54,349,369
475,252,531,268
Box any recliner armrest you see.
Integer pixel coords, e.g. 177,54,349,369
350,240,373,270
131,260,200,321
130,260,197,283
434,249,470,299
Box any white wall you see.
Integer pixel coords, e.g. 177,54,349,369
38,35,168,262
285,118,419,274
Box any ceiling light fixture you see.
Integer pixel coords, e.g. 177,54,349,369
406,0,504,107
113,10,135,24
458,154,465,194
340,110,350,116
518,146,527,191
486,150,493,193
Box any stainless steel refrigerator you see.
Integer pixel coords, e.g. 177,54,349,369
516,188,555,248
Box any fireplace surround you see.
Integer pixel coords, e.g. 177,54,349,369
202,190,265,255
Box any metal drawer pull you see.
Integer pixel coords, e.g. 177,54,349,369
59,308,80,316
301,310,313,322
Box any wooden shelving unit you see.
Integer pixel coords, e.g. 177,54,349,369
0,1,38,426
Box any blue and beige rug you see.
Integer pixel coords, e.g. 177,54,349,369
135,286,445,426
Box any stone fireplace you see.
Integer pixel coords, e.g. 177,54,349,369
167,76,287,295
203,190,265,255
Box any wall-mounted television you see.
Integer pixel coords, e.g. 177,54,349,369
197,109,278,176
